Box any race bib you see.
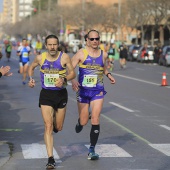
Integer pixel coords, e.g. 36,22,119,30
82,75,97,87
22,52,28,58
44,74,59,87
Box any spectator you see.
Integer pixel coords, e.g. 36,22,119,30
0,66,13,78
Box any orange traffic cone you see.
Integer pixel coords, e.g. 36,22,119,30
161,72,168,86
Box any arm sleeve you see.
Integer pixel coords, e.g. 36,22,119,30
0,72,2,78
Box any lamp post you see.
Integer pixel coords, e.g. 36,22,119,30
58,14,64,41
38,0,41,13
118,0,121,42
81,0,85,40
48,0,51,16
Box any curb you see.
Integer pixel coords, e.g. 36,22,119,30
0,141,10,168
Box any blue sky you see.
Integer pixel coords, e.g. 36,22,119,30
0,0,3,12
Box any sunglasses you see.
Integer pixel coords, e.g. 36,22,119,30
89,37,100,41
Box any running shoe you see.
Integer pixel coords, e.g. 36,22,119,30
75,118,83,133
88,152,99,160
53,113,58,133
22,81,26,85
46,156,56,169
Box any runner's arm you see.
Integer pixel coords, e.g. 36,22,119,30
28,55,41,78
63,53,76,81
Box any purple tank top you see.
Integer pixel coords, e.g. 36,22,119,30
40,52,67,90
78,50,104,90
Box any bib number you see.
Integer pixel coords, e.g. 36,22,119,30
44,74,59,87
22,52,28,58
82,75,97,87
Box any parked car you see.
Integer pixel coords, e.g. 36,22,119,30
127,45,140,61
137,45,154,63
68,39,81,53
158,45,170,67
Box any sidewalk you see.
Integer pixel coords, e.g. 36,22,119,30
0,141,10,168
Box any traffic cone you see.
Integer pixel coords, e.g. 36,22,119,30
161,72,168,86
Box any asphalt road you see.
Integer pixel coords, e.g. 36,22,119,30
0,49,170,170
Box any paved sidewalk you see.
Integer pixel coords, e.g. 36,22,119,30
0,141,10,168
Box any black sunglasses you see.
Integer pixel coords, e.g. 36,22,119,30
89,37,100,41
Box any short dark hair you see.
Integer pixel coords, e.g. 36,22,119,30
45,34,59,45
22,38,27,41
87,29,100,38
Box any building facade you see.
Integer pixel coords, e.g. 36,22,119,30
0,0,33,24
58,0,119,6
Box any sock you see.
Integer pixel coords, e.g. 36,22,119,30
90,125,100,149
78,118,82,126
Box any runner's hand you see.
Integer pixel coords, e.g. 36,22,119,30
55,77,64,88
108,74,115,84
28,78,35,88
71,79,80,92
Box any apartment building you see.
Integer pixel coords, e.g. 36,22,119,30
58,0,119,6
0,0,33,24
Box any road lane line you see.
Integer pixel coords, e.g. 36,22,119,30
101,114,151,144
109,102,135,112
113,73,170,88
160,125,170,131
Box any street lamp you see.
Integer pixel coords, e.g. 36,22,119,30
118,0,121,42
81,0,85,40
58,14,64,41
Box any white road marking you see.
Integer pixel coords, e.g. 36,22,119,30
159,125,170,131
149,144,170,156
113,73,170,88
21,143,61,160
85,144,132,157
109,102,135,112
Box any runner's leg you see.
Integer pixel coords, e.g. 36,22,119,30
41,105,54,157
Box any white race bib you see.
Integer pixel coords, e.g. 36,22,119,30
82,75,97,87
22,52,28,58
44,74,59,87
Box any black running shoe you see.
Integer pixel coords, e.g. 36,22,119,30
46,156,56,169
53,113,58,133
75,118,83,133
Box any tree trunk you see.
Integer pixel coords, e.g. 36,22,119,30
135,28,138,45
141,25,145,45
151,28,155,47
159,26,164,46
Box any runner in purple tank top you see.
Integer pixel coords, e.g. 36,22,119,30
71,30,116,160
28,35,75,169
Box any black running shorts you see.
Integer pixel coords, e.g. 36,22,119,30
39,88,68,110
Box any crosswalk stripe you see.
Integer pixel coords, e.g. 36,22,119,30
21,143,60,160
85,144,132,157
149,144,170,156
21,143,170,160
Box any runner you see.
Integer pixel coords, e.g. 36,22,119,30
17,38,31,84
71,29,115,160
5,41,12,62
28,34,75,169
107,42,117,71
34,39,43,55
